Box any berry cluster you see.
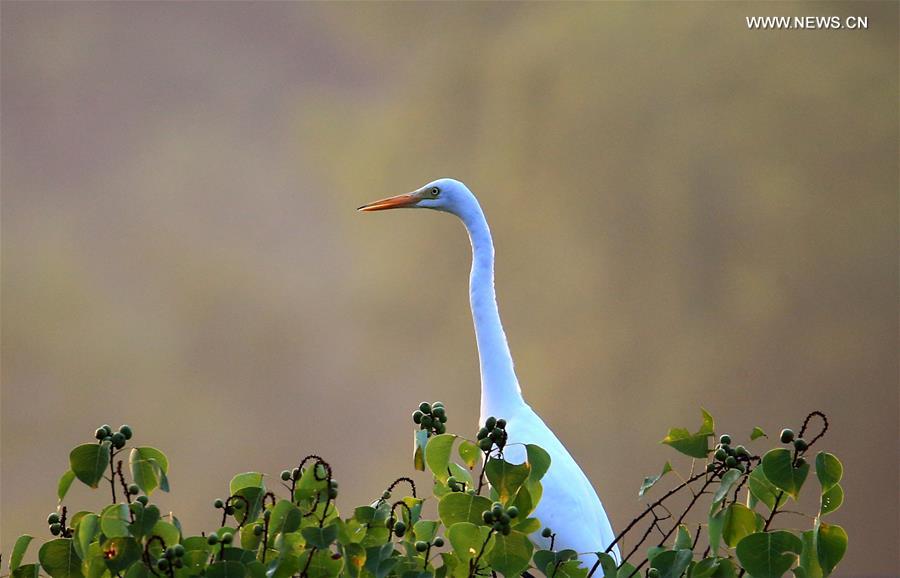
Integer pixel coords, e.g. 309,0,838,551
385,517,407,537
207,532,234,546
94,424,133,450
212,498,237,516
280,468,301,482
413,537,444,553
155,544,185,571
707,434,751,473
412,402,447,436
47,512,69,537
476,416,507,452
481,502,518,536
780,428,809,466
446,475,467,493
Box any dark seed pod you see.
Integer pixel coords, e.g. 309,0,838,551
482,511,493,524
328,488,338,499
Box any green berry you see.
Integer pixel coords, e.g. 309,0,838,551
413,411,423,424
164,548,175,560
50,523,62,535
253,524,264,536
714,448,727,461
128,484,140,495
478,438,493,451
119,425,133,440
157,559,169,571
281,470,291,481
111,432,126,448
214,499,224,509
328,488,338,499
706,462,717,472
435,422,446,434
415,541,428,552
496,418,506,429
541,528,552,538
485,417,497,429
382,490,391,500
719,434,731,445
795,457,807,468
735,445,749,457
482,511,494,524
225,506,235,515
207,534,218,545
48,513,60,525
647,569,660,578
101,424,113,436
499,513,510,524
780,428,795,443
419,402,432,414
263,509,271,520
394,521,406,534
725,456,737,468
477,428,489,440
173,559,184,569
434,537,444,547
507,506,518,519
173,544,185,557
433,401,444,408
292,468,301,480
794,438,808,452
221,533,233,544
501,526,511,536
432,407,445,419
137,496,149,505
94,428,106,440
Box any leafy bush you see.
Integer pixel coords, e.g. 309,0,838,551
3,406,845,578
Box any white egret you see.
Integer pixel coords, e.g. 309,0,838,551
359,178,619,565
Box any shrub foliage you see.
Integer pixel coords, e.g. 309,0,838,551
4,406,845,578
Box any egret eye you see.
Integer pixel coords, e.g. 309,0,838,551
430,187,440,197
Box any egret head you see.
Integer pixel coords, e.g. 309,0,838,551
357,178,477,217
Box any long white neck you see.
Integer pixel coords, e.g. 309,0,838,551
456,201,525,418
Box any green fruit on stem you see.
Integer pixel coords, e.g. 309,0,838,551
214,499,224,509
795,457,807,468
94,428,106,440
780,428,795,443
280,470,291,481
715,449,727,461
432,407,445,419
415,541,428,552
725,456,737,468
507,506,518,518
119,425,133,440
412,411,423,424
173,544,185,557
434,537,444,547
253,525,263,536
48,513,60,525
794,438,808,452
225,506,235,515
173,559,184,569
496,418,506,429
128,484,140,495
419,402,432,414
719,434,731,445
478,438,493,451
477,428,489,440
485,417,497,429
382,490,391,500
221,533,233,544
137,496,149,505
541,528,553,538
157,559,169,571
207,535,218,545
50,523,62,536
482,511,493,524
101,424,113,436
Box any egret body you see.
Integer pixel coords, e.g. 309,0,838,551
359,178,619,564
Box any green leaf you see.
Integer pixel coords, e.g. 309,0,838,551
819,484,843,516
747,467,788,512
229,471,264,493
129,447,169,495
301,524,339,549
650,549,692,578
486,530,533,577
674,524,692,550
707,507,723,554
58,470,77,502
485,459,530,504
710,469,742,510
207,561,247,578
814,453,842,493
69,443,110,488
343,543,366,578
437,492,493,526
413,520,438,543
74,514,99,559
552,561,588,578
711,558,737,578
12,564,40,578
128,504,160,540
148,521,180,555
268,500,302,538
458,440,480,470
750,427,767,441
719,504,756,548
690,558,720,578
735,531,801,578
99,504,130,538
524,445,551,484
101,538,141,572
181,536,212,573
798,530,823,578
639,462,672,497
38,539,84,578
10,535,34,571
447,522,490,562
661,409,715,458
816,523,847,576
593,553,618,578
425,434,457,482
761,448,809,499
414,430,429,472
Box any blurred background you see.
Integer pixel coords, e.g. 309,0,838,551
2,2,897,576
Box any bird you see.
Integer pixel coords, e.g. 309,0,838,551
358,178,619,566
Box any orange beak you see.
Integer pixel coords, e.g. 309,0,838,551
357,193,420,212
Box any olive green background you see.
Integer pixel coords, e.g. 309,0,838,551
2,2,897,576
